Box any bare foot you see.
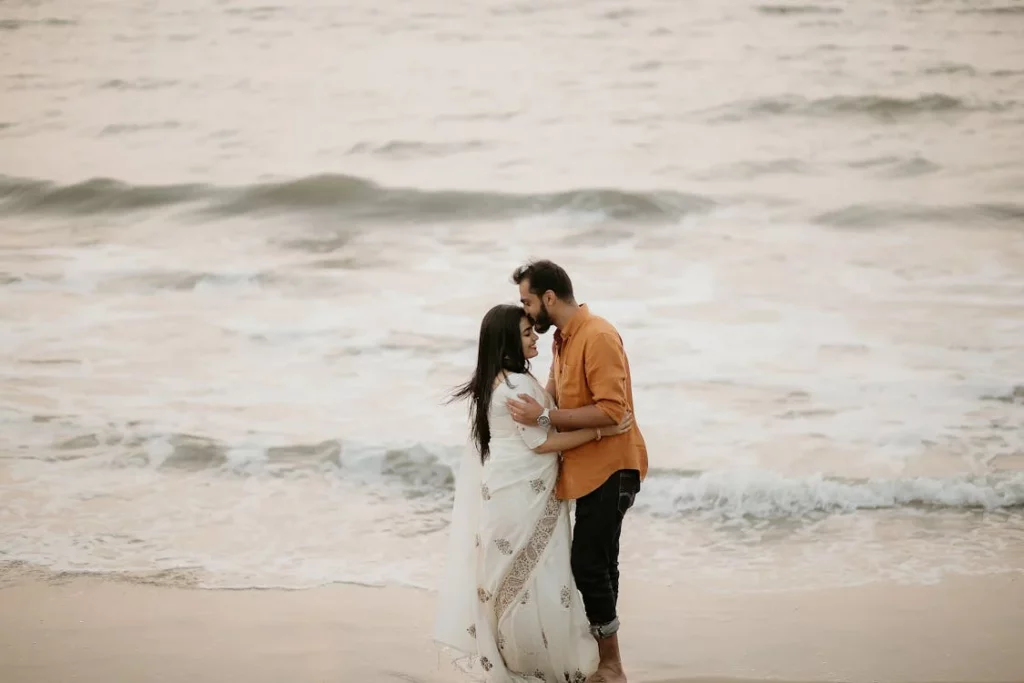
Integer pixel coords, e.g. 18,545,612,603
585,667,626,683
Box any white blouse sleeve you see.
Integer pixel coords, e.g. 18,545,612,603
500,373,550,451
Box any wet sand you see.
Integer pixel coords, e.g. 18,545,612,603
1,567,1021,683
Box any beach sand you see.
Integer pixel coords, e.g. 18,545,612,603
1,566,1021,683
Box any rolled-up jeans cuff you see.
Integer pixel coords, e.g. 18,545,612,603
589,617,620,639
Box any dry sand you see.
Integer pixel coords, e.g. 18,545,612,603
1,566,1022,683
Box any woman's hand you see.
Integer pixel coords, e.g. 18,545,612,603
600,412,634,438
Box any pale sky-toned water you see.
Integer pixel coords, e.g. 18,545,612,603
1,0,1023,591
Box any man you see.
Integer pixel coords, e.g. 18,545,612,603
506,260,648,683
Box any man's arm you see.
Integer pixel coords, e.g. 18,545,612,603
547,404,615,430
508,397,615,430
549,331,629,429
509,332,630,430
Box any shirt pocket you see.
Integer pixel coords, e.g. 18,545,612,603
556,362,585,407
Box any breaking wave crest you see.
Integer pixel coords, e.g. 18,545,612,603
32,427,1024,520
0,173,714,222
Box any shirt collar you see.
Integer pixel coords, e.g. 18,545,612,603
554,303,589,348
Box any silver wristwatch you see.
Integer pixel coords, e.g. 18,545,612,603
537,408,551,428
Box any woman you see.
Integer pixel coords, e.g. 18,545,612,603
434,304,632,682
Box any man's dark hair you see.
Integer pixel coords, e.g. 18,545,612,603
511,260,574,301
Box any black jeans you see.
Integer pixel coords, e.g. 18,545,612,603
570,469,640,638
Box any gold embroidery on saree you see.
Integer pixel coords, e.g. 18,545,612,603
493,492,561,621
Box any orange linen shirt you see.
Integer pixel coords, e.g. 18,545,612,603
551,304,648,500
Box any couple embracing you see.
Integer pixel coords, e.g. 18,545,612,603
434,260,648,683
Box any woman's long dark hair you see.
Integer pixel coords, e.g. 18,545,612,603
449,304,531,462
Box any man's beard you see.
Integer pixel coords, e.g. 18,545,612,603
532,302,553,334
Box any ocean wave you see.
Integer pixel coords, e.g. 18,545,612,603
959,6,1024,15
982,385,1024,405
815,202,1024,228
0,268,279,293
98,78,179,91
921,63,977,77
756,5,842,16
844,155,940,178
346,139,491,157
27,427,1024,520
0,173,714,222
708,93,1001,122
0,177,205,215
100,121,182,136
0,18,77,31
37,428,460,491
698,158,812,180
638,468,1024,519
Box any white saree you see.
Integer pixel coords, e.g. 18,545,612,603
434,372,598,683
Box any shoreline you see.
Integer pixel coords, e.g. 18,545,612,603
1,565,1022,683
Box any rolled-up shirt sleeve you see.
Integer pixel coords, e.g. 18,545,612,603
584,332,629,423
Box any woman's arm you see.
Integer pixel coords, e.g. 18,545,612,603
505,374,631,455
530,413,633,455
531,427,600,455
